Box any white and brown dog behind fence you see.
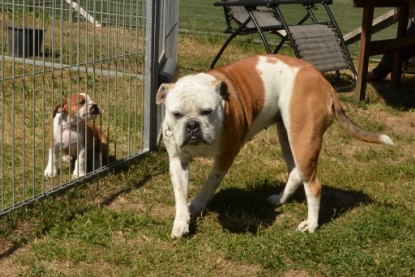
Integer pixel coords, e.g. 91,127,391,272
44,93,108,178
156,54,395,238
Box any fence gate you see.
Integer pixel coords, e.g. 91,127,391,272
0,0,179,215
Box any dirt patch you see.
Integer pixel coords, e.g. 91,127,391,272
216,259,261,277
0,259,19,277
41,260,125,276
107,195,174,218
341,104,415,155
382,111,415,155
0,243,31,277
0,243,19,277
106,196,145,213
285,269,310,277
386,116,415,136
0,239,14,255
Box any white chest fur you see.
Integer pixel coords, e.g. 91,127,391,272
53,113,86,154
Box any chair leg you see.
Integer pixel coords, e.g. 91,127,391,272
210,20,251,69
248,10,272,53
272,6,301,58
273,36,287,54
210,32,238,69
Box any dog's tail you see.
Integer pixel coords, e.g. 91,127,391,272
330,90,395,146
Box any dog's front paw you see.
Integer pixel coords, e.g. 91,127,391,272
44,166,57,178
189,199,206,217
297,220,318,233
171,216,190,238
267,194,283,206
72,170,86,178
62,155,72,163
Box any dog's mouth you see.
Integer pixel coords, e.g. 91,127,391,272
78,105,100,120
184,135,208,146
88,105,100,117
86,112,99,119
181,120,212,147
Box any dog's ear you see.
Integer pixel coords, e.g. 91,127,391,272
156,83,174,105
214,81,229,101
53,99,67,117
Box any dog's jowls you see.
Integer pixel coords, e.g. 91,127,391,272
156,54,395,238
44,93,108,178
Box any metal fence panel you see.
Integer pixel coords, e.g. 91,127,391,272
0,0,179,215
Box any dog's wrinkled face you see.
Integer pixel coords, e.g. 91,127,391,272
156,74,229,150
58,93,100,120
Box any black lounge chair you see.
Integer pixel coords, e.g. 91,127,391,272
211,0,357,91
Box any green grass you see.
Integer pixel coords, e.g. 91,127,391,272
1,2,415,276
1,32,415,276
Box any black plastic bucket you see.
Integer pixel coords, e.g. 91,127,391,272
7,26,45,57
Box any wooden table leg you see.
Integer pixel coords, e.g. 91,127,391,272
355,4,374,101
391,2,409,89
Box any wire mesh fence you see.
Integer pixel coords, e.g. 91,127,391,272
0,0,179,215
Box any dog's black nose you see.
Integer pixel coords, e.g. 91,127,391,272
90,104,100,115
184,120,203,146
186,120,200,133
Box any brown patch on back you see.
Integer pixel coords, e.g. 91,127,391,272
207,56,265,171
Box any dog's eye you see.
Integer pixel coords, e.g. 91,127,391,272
201,109,213,116
79,100,86,105
172,112,183,119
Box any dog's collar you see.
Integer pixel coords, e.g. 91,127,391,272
164,126,174,138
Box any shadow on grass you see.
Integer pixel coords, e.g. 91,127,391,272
194,180,373,235
319,185,373,225
324,71,357,93
371,77,415,110
200,180,284,234
0,150,167,260
99,149,168,207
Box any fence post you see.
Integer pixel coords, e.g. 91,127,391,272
143,0,161,151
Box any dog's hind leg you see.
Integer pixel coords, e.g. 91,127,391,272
297,176,321,233
268,167,303,206
287,120,324,233
275,120,295,174
271,102,325,232
268,120,303,206
288,136,321,233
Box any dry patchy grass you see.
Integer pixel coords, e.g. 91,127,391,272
0,32,415,276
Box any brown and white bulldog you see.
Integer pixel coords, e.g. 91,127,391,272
156,54,394,238
44,93,108,178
